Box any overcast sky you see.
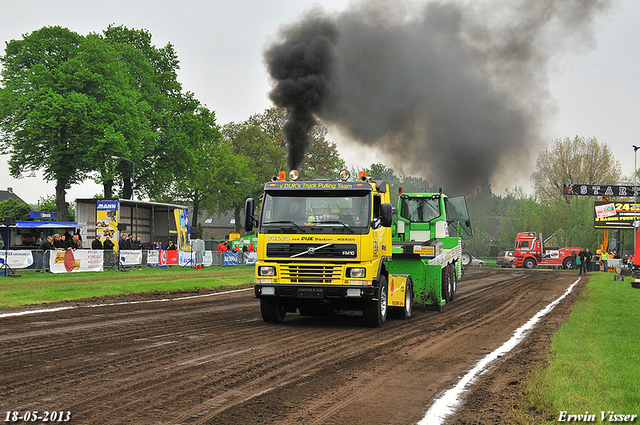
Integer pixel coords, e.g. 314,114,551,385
1,0,639,205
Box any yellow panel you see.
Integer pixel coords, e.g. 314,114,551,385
388,274,408,307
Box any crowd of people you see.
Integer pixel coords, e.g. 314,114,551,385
574,248,635,275
37,231,87,252
216,240,254,253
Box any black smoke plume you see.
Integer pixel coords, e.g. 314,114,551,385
265,15,338,170
265,0,612,194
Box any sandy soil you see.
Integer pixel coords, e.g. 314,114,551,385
0,268,583,424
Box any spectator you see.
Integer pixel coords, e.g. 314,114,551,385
585,248,593,272
217,241,228,253
92,234,103,249
53,233,65,250
135,236,143,250
166,240,176,250
68,234,82,250
248,243,255,252
601,250,609,272
578,248,587,275
37,235,54,272
120,234,130,250
103,235,115,252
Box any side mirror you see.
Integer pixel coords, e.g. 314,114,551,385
244,198,255,232
380,203,393,227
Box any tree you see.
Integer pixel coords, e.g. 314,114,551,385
222,122,286,231
37,194,75,221
530,136,621,203
101,25,192,200
297,131,346,180
496,187,543,250
0,27,143,219
0,199,31,221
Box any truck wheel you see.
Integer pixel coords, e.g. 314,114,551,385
524,258,536,269
398,278,413,319
363,275,388,327
260,298,286,323
461,250,472,267
563,257,573,270
441,268,451,303
449,265,457,302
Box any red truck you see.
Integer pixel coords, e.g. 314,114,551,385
513,232,582,269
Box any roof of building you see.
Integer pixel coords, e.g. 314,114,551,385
0,188,27,204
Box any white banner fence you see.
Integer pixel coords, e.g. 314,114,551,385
0,249,256,274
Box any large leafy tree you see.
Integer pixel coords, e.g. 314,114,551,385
101,25,193,200
531,136,621,203
0,27,145,219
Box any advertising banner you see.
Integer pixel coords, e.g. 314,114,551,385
203,251,213,267
49,250,104,273
593,201,640,229
244,252,257,265
564,184,640,197
96,200,119,248
159,250,178,266
0,251,34,269
223,252,239,266
178,250,197,267
120,250,143,266
147,250,159,265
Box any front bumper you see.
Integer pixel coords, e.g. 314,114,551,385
254,284,377,302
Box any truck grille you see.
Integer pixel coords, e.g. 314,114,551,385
266,243,357,259
280,264,342,283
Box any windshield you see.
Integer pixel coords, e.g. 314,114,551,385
260,191,370,234
400,196,440,222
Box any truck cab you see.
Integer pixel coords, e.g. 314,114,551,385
245,171,396,327
388,190,471,307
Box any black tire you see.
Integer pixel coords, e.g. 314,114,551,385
524,258,536,269
449,264,457,302
363,275,388,327
441,268,450,303
260,298,286,323
563,257,573,270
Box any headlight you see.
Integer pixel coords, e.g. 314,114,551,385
348,267,366,278
259,266,276,276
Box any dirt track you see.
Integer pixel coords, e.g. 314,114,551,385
0,268,583,424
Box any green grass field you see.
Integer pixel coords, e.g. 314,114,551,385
520,272,640,423
0,266,255,308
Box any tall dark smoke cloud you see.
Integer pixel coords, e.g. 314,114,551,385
265,0,612,194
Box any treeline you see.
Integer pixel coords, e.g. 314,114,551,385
1,26,630,254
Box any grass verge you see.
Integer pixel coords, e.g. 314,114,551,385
519,272,640,423
0,266,255,308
